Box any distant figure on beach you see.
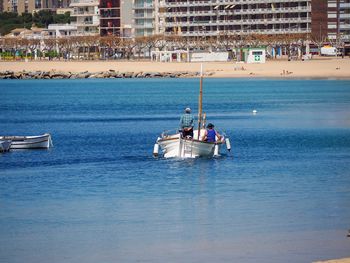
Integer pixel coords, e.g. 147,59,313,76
202,123,221,142
179,107,194,138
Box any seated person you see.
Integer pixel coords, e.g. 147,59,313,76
202,123,221,142
179,107,194,138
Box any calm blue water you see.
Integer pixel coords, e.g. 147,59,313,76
0,78,350,263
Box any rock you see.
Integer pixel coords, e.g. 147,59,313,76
122,72,134,78
14,72,22,79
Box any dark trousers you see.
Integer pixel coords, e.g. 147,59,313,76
182,127,193,138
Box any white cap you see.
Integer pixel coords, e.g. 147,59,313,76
185,107,191,113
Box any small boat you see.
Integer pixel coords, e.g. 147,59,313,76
153,65,231,158
0,133,52,149
155,129,230,158
0,140,12,152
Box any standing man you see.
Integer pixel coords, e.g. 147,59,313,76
179,107,195,138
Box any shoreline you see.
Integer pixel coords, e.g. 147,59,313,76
314,258,350,263
1,58,350,79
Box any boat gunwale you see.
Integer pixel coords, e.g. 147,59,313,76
0,134,50,141
158,137,223,145
11,138,50,146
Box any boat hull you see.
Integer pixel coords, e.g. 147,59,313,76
0,134,52,149
157,130,221,158
0,140,11,152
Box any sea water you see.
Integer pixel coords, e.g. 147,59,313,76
0,78,350,263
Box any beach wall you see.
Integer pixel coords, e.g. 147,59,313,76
0,70,205,79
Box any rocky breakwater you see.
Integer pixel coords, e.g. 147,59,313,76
0,70,214,80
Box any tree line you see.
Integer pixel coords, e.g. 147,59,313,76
0,11,71,36
0,33,312,61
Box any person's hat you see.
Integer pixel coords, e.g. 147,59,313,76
207,123,214,128
185,107,191,113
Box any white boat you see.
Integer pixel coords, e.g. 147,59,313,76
153,65,231,158
0,133,52,149
0,140,12,152
156,129,227,158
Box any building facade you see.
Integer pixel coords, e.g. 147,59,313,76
70,0,100,34
121,0,133,37
158,0,312,37
133,0,157,37
311,0,350,42
330,0,350,42
99,0,121,36
3,0,37,13
41,0,71,9
3,0,71,13
310,0,328,41
70,0,121,36
46,23,77,37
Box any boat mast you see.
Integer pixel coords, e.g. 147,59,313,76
197,64,203,140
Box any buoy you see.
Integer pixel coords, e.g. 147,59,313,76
225,138,231,151
252,110,257,114
153,143,159,157
214,144,219,156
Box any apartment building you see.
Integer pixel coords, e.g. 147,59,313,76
133,0,157,36
41,0,71,9
328,0,350,41
311,0,350,42
121,0,133,37
3,0,37,13
99,0,121,36
158,0,312,37
3,0,71,13
70,0,100,34
339,0,350,41
70,0,121,36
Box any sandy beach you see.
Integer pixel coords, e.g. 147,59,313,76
314,258,350,263
1,57,350,79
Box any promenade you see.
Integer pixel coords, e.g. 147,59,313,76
1,57,350,79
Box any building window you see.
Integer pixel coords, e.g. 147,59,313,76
328,22,337,29
35,0,41,8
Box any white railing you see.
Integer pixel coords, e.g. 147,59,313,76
133,3,153,9
162,0,310,7
70,0,98,3
165,17,311,27
134,23,154,28
164,27,310,37
234,6,311,14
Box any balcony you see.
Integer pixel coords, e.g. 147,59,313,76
164,27,310,37
73,10,97,16
100,0,120,9
340,24,350,30
161,0,310,8
134,23,154,29
234,6,311,15
134,13,154,18
100,9,120,18
235,0,309,3
340,3,350,8
74,21,100,27
162,0,235,8
70,0,99,7
133,3,153,9
165,17,311,27
164,10,234,18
